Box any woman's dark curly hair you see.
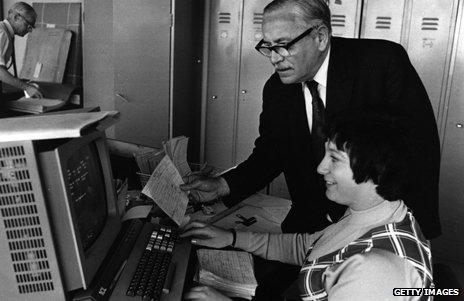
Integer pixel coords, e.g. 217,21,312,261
327,109,412,201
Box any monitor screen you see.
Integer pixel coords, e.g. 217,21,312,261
66,142,107,251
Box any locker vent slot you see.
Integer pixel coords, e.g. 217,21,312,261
375,16,391,29
253,13,263,25
331,14,346,27
334,0,342,4
421,17,439,31
218,12,231,24
0,145,55,294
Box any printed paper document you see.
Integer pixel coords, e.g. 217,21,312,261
141,155,188,225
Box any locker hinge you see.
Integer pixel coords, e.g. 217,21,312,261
170,13,174,27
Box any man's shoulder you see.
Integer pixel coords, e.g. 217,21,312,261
332,36,405,57
263,72,299,92
262,73,301,105
0,21,9,45
0,21,7,33
333,36,401,48
264,72,282,86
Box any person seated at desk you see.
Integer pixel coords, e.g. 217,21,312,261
0,2,42,101
181,113,433,301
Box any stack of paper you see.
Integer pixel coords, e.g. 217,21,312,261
6,82,80,114
197,249,257,300
7,97,65,114
135,148,165,175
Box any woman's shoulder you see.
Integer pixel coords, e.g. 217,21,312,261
324,250,423,300
328,248,420,275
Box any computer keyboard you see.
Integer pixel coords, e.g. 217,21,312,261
126,225,178,300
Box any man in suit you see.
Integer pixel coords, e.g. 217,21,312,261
182,0,440,240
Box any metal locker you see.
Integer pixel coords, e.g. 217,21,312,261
432,4,464,264
205,0,242,170
113,0,171,147
235,0,274,164
361,0,406,43
404,0,458,120
328,0,363,38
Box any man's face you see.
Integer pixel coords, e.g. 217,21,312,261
15,13,35,37
261,8,327,84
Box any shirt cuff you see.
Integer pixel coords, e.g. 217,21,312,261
217,176,230,197
234,231,253,251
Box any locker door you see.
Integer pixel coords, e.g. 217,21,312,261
328,0,362,38
432,8,464,264
113,0,171,147
405,0,458,120
361,0,406,43
235,0,273,164
205,0,242,170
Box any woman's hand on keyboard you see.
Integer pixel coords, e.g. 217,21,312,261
184,285,232,301
180,221,233,248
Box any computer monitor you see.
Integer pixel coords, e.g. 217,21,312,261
0,130,121,300
36,130,121,292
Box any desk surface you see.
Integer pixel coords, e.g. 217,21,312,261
189,193,291,233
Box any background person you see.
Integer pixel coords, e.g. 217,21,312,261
0,1,42,101
182,113,433,301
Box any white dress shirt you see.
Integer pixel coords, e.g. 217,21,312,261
0,19,15,68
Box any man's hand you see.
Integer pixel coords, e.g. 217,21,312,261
24,83,43,98
184,285,232,301
180,175,229,203
180,221,233,249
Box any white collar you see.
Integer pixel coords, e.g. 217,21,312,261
312,47,330,87
2,20,15,38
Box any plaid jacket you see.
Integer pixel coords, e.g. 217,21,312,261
297,212,433,301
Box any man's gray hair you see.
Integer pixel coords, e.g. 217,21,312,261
8,2,37,19
264,0,332,34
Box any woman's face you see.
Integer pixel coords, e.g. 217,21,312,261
317,141,377,210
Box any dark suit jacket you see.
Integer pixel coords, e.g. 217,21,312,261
222,37,441,239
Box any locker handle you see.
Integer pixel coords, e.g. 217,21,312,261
116,93,131,103
241,90,247,94
211,95,218,100
457,123,463,128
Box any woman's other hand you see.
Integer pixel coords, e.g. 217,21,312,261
184,285,232,301
180,221,233,248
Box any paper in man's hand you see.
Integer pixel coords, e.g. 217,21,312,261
141,155,188,225
163,136,191,177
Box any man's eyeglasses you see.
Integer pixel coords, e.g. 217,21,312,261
255,25,319,58
17,13,35,32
